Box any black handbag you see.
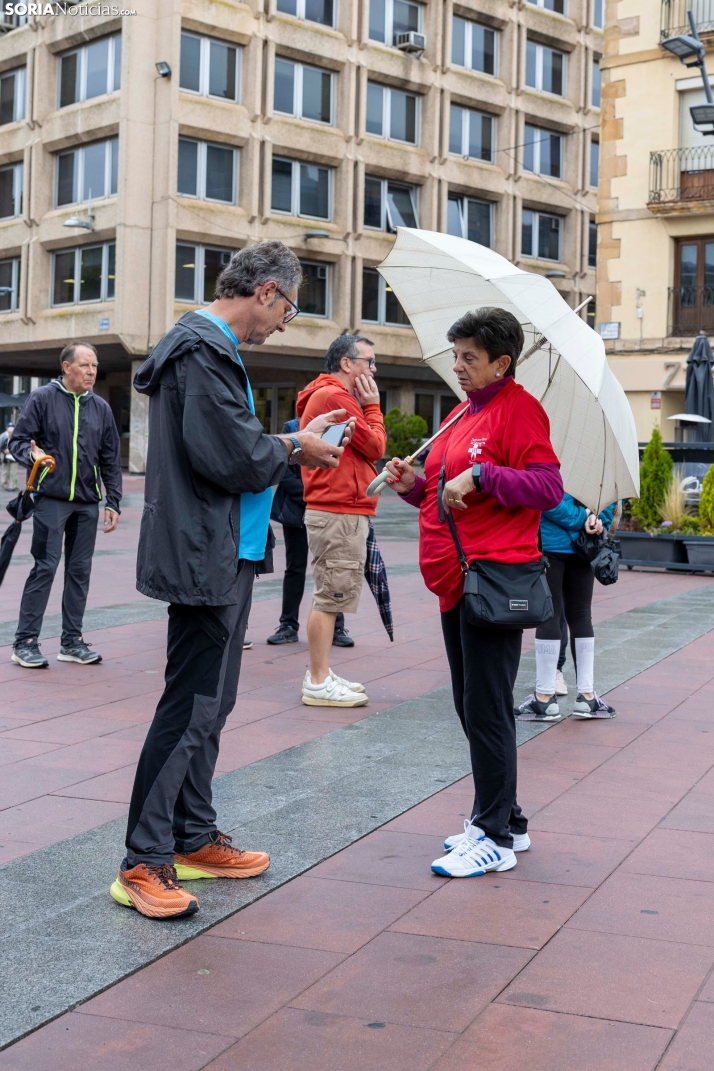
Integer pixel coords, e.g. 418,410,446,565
438,461,553,630
571,527,601,563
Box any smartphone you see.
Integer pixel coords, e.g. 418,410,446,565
321,421,349,448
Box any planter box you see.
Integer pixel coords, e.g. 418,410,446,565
617,532,687,564
683,539,714,566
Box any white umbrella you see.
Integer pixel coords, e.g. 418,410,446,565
376,228,639,512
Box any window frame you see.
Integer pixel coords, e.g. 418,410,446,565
588,219,597,269
0,161,23,219
55,139,118,208
273,58,335,125
0,256,20,314
523,123,564,179
57,34,121,108
0,66,26,125
179,32,241,103
449,104,496,162
451,17,499,77
365,82,420,145
363,175,419,231
361,266,411,327
369,0,424,47
591,58,601,108
298,259,331,318
592,0,604,29
275,0,336,29
589,138,599,188
271,156,333,221
447,194,494,248
521,208,563,262
51,242,116,306
526,0,567,13
177,138,238,205
525,39,567,97
174,243,235,305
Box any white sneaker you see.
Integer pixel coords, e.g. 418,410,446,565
328,668,365,694
555,670,568,696
432,832,517,878
443,818,530,853
302,670,368,708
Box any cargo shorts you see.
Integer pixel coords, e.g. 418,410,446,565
305,509,369,614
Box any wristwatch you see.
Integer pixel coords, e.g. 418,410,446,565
472,463,482,493
287,435,302,464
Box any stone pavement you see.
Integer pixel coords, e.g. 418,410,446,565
1,481,714,1068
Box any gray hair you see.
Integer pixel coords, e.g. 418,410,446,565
215,241,302,299
324,334,374,373
59,340,98,370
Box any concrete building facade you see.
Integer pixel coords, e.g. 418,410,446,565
0,0,602,470
598,0,714,440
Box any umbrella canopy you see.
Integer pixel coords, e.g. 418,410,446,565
364,521,393,641
378,229,639,512
684,333,714,442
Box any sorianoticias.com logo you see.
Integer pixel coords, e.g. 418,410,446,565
4,3,137,13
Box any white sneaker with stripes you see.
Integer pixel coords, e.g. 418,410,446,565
431,832,517,878
443,818,530,853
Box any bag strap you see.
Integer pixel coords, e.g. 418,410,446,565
438,457,469,575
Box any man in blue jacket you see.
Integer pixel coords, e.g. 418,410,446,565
10,342,122,669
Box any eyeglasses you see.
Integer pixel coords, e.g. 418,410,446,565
350,356,377,370
275,285,300,323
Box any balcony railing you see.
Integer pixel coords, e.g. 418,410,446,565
661,0,714,38
668,285,714,335
649,146,714,204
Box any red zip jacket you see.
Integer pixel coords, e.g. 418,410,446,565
297,373,387,516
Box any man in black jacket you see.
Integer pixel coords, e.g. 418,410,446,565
10,342,122,669
111,241,353,920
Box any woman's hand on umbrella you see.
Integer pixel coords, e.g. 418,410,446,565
385,458,416,494
442,469,476,514
30,440,53,465
585,513,603,535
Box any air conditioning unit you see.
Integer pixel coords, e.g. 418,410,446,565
396,31,426,54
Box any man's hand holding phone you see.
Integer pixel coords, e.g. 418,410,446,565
281,409,356,469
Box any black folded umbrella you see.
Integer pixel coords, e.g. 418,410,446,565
0,455,55,586
364,521,393,641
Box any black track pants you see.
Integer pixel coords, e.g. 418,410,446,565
441,600,526,849
125,561,254,867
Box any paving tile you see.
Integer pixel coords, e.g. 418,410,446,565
212,875,428,954
498,928,714,1029
0,1011,230,1071
0,713,147,745
529,789,669,841
202,1007,455,1071
0,794,126,847
78,935,344,1038
310,830,450,891
0,738,63,766
507,831,633,887
657,1001,714,1070
381,793,470,838
516,757,586,806
390,876,589,949
515,734,618,775
50,764,137,804
621,827,714,882
291,930,534,1032
429,1003,672,1071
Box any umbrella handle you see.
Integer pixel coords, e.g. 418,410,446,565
366,404,470,498
26,454,56,493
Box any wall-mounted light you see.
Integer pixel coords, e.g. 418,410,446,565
63,202,95,231
304,230,330,240
156,61,172,78
545,270,566,278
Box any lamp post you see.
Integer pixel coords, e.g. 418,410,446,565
661,11,714,134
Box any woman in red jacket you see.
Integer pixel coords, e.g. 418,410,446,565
385,308,563,878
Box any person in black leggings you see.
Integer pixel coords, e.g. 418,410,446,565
515,493,617,721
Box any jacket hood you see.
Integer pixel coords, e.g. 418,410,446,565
134,312,239,396
296,373,345,416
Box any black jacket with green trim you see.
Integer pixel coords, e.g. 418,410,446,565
11,379,122,513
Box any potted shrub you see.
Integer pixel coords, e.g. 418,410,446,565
686,464,714,566
619,430,686,564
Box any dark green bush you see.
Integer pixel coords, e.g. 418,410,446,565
631,428,673,530
384,408,429,460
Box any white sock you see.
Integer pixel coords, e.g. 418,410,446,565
575,637,595,695
535,640,559,696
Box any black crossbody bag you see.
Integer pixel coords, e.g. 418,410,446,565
438,459,554,630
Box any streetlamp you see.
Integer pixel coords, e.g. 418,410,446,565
661,11,714,134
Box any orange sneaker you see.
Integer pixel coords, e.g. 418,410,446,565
110,860,199,919
174,831,270,880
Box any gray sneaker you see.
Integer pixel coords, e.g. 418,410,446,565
572,693,616,719
57,638,102,664
12,639,49,668
514,693,562,721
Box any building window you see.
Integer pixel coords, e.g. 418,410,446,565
588,219,597,268
362,267,410,325
593,0,604,29
415,391,459,435
252,385,297,434
0,162,23,219
447,195,493,247
451,18,497,75
523,125,563,179
0,257,20,313
274,59,334,124
369,0,423,46
299,261,330,316
175,244,233,304
526,40,566,97
590,139,599,187
58,35,121,108
591,59,601,108
364,176,418,230
271,157,331,219
56,139,118,207
0,67,25,125
276,0,335,28
52,243,116,306
366,83,418,144
179,33,240,102
527,0,566,12
449,105,495,162
521,209,562,261
177,139,237,204
586,298,596,329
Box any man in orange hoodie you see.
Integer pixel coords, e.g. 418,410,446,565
297,335,387,706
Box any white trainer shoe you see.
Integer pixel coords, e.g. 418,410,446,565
555,670,568,696
328,668,365,694
443,818,530,853
432,832,517,878
302,670,368,708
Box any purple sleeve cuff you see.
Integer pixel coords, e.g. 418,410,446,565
480,462,563,510
397,474,427,508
